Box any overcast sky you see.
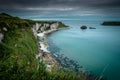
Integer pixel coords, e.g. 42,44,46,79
0,0,120,19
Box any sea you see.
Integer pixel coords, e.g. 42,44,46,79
46,16,120,80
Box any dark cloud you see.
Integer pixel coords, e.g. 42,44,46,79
0,0,120,18
1,0,119,7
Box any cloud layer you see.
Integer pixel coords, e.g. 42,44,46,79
0,0,120,18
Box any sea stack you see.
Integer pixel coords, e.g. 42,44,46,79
80,25,87,29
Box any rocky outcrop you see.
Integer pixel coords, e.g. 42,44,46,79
89,27,96,29
50,22,59,30
80,26,96,30
0,27,8,42
0,33,4,42
80,25,87,29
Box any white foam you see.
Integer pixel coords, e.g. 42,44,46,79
37,33,44,37
40,42,49,52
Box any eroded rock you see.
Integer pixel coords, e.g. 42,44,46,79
0,33,4,42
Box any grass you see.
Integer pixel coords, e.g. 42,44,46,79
0,13,40,79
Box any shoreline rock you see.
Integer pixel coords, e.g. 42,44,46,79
37,31,60,71
89,27,96,29
34,22,69,71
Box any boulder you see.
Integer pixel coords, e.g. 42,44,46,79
80,25,87,29
89,27,96,29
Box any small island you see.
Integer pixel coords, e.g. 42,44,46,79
80,26,96,29
89,27,96,29
80,25,87,29
102,21,120,26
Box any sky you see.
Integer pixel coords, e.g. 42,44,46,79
0,0,120,20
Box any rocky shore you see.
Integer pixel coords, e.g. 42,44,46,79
37,30,60,71
32,22,69,71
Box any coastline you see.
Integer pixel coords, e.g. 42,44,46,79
36,27,69,71
34,23,100,80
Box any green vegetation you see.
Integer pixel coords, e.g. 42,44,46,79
0,13,94,80
102,21,120,26
58,22,69,28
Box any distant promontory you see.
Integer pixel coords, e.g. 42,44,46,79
102,21,120,26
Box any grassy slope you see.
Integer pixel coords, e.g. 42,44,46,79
0,13,92,80
0,13,40,79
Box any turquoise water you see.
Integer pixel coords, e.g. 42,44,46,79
46,20,120,80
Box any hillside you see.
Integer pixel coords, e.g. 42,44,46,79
0,13,95,80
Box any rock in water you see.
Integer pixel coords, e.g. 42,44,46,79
89,27,96,29
80,25,87,29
